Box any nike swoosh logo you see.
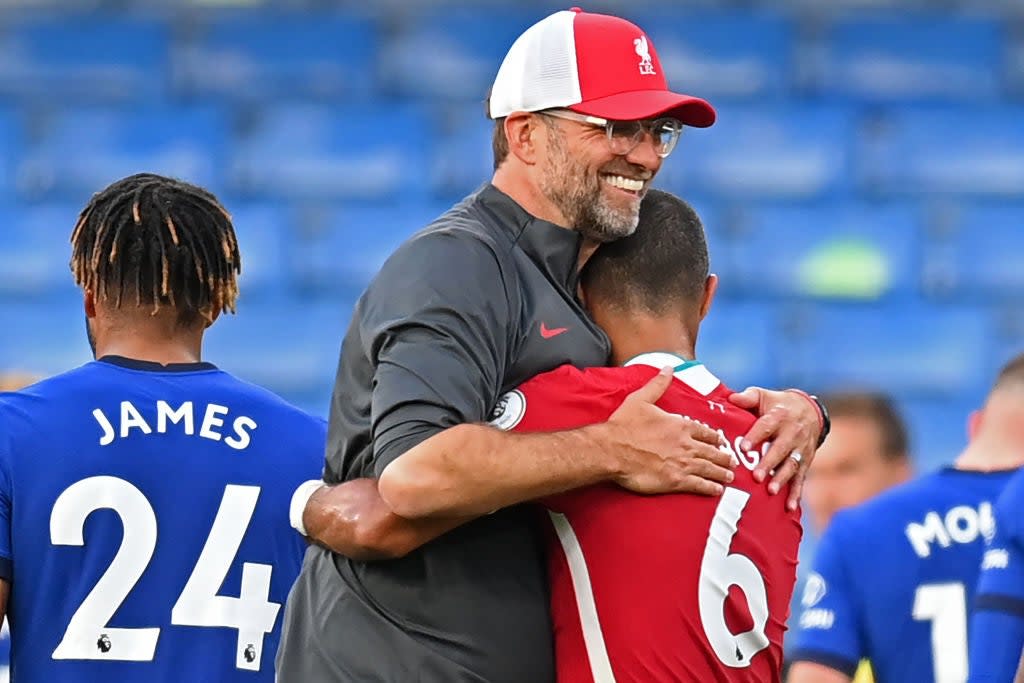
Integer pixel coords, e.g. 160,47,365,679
540,323,568,339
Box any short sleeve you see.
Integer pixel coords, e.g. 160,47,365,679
0,405,13,580
968,477,1024,681
361,231,513,477
789,517,863,677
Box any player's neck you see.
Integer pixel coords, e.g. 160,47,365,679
605,314,697,367
92,319,205,366
955,437,1024,472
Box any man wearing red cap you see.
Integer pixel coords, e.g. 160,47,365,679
277,9,826,682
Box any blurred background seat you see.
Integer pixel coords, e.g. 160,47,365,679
0,15,170,103
781,303,993,398
858,105,1024,198
18,106,227,201
658,104,855,200
175,11,378,102
726,203,922,300
808,13,1005,102
229,102,431,201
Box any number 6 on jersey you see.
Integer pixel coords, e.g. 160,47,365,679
50,476,279,671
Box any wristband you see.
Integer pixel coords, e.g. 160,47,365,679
786,389,831,448
290,479,325,537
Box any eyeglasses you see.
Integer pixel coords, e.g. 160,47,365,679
541,109,684,159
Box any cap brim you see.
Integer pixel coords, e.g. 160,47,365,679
569,90,716,127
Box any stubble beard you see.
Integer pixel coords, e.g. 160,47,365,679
539,127,641,244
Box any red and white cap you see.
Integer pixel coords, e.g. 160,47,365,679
488,7,716,127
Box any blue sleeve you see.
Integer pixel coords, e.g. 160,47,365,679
968,478,1024,682
0,405,13,581
789,516,862,677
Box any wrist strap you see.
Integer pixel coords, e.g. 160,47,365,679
290,479,324,537
786,389,831,448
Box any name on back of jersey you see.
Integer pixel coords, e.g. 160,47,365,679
904,501,995,559
92,400,258,450
683,413,767,472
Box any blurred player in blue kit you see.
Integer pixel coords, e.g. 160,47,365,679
788,352,1024,683
967,353,1024,682
0,173,324,682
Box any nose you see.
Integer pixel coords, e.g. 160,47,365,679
623,132,663,174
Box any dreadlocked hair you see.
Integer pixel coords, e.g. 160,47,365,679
70,173,241,327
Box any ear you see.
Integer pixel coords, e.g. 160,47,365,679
699,274,718,321
967,408,983,441
83,289,97,319
504,112,543,166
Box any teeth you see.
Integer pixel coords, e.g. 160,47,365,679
603,174,644,192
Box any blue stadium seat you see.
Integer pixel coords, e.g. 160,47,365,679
0,204,80,298
380,7,537,100
629,9,793,101
19,106,228,200
923,204,1024,300
230,103,431,201
176,12,377,101
658,104,855,200
0,108,20,202
203,301,350,407
695,302,780,391
291,201,451,297
432,109,493,201
811,14,1004,102
0,298,93,378
223,201,293,300
728,203,922,300
782,303,993,397
0,16,169,102
859,106,1024,197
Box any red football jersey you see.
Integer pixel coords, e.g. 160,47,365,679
492,354,803,683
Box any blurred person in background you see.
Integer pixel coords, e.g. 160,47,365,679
381,190,803,682
0,173,324,682
278,9,828,682
803,391,913,535
788,353,1024,683
966,355,1024,682
795,392,913,683
0,373,39,392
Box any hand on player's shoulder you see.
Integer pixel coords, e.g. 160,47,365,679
600,368,735,497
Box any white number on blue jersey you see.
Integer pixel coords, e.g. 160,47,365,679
51,477,160,661
698,487,770,668
912,582,968,683
171,485,279,671
49,476,279,670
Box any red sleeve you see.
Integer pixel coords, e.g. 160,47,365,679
489,365,641,433
487,365,650,511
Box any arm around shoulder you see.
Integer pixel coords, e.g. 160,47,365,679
377,422,620,519
298,478,471,560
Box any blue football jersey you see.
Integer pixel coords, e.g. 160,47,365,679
0,357,325,682
791,467,1017,683
968,468,1024,682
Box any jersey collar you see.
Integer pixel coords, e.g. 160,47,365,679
98,355,218,373
623,351,721,396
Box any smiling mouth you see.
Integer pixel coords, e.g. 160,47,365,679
601,173,645,194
